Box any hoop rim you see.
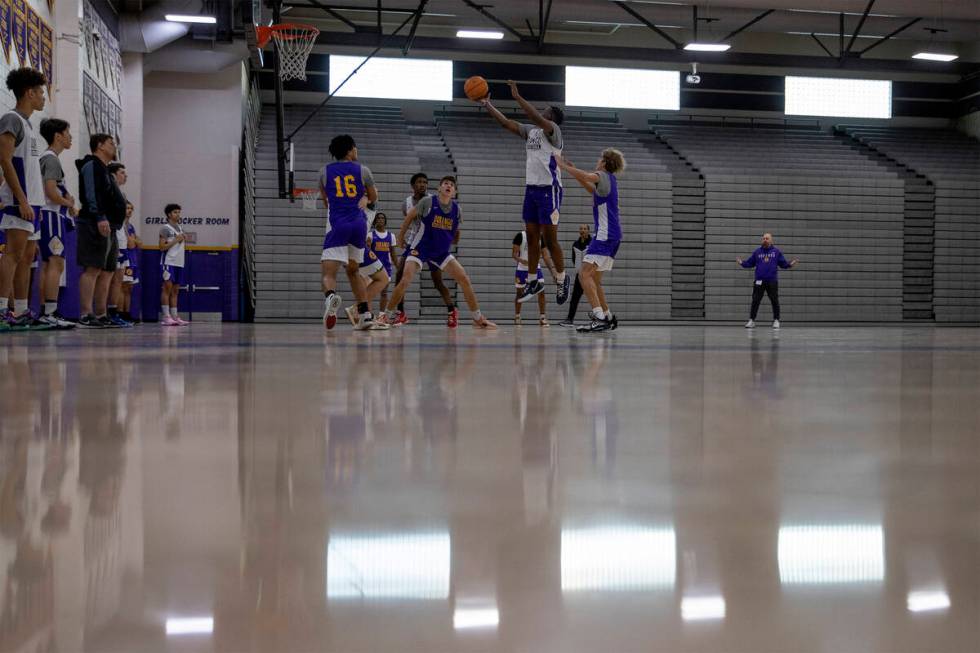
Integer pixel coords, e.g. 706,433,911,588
291,187,319,197
256,22,320,49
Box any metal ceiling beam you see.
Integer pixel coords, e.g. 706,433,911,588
305,0,358,31
722,9,774,43
459,0,528,41
844,0,875,54
612,1,682,50
857,16,922,56
810,33,835,58
539,0,554,51
402,0,429,54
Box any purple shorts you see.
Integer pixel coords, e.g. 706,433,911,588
162,264,184,285
515,268,544,287
38,210,71,261
321,218,368,263
522,184,563,226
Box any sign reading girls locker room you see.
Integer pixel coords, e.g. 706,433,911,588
144,214,234,249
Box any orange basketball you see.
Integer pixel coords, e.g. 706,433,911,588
464,76,489,101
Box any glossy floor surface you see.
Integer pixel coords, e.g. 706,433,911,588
1,324,979,653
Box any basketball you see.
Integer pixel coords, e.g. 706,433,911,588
464,76,489,101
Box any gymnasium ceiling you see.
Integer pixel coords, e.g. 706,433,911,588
272,0,980,67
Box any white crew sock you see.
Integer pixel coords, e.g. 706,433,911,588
0,297,8,313
592,307,605,321
45,301,58,315
472,309,483,321
557,271,566,284
14,299,28,315
162,306,172,318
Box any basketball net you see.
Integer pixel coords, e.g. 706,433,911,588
293,188,319,211
257,23,320,81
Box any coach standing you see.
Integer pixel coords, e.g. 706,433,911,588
75,133,127,328
736,232,799,329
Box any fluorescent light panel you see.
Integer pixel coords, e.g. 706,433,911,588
453,607,500,630
329,56,452,102
165,14,217,24
565,66,679,111
166,617,214,636
684,43,731,52
456,30,504,39
912,52,959,62
561,525,676,592
785,76,892,119
778,524,885,585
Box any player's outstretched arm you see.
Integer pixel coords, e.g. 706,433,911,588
480,97,522,136
554,154,599,194
507,81,555,136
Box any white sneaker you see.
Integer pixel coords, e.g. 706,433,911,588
344,305,359,327
772,320,780,329
744,319,756,328
323,294,342,330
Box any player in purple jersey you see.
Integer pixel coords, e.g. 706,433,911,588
554,148,626,333
383,176,496,329
319,134,387,331
347,210,395,325
366,212,397,315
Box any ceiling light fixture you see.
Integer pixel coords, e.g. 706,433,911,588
684,42,730,52
456,30,504,39
912,52,958,62
165,14,217,24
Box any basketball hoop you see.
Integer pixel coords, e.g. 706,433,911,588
292,187,320,211
256,23,320,81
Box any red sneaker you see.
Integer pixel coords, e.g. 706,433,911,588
447,308,459,329
395,311,409,325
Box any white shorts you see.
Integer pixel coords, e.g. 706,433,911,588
321,245,364,264
358,259,384,278
0,214,40,241
583,254,615,272
407,253,455,271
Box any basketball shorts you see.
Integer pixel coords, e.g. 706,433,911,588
162,264,184,285
583,239,620,272
321,218,367,264
0,206,41,241
515,268,544,288
406,246,455,271
38,210,69,261
522,184,562,226
122,251,140,284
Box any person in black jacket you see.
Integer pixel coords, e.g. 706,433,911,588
559,224,592,327
76,133,127,328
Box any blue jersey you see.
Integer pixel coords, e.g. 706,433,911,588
323,161,366,225
593,172,621,243
416,196,459,255
370,230,394,268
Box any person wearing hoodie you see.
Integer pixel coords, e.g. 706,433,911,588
737,232,800,329
75,133,127,328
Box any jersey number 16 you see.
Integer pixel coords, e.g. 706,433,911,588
333,175,358,198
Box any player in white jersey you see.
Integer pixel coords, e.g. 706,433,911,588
159,203,188,326
512,230,554,326
478,81,570,307
37,118,78,329
0,68,49,330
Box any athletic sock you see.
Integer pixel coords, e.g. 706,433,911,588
357,302,369,314
592,307,605,321
446,303,455,313
557,271,566,284
14,299,28,316
324,289,335,299
162,306,171,318
108,304,118,316
44,301,57,316
472,309,483,321
397,301,405,312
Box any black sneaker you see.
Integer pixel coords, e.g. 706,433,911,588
558,319,576,328
77,314,106,328
98,316,118,328
576,316,613,333
609,314,618,330
517,279,544,304
556,275,571,305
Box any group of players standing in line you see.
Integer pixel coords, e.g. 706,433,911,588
318,81,625,333
0,67,191,333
